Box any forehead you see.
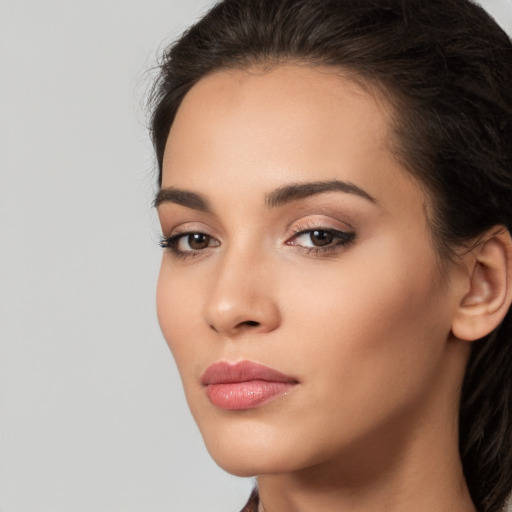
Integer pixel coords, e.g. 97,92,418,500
161,64,423,217
168,64,394,152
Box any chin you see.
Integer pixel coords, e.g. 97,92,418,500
211,458,260,478
198,418,324,478
208,448,299,478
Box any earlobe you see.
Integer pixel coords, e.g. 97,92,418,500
451,227,512,342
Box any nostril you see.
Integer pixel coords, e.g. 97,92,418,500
209,320,260,332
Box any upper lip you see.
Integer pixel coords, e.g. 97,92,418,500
200,360,298,385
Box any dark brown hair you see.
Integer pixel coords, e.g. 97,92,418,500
149,1,512,510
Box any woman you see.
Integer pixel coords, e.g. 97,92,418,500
149,0,512,511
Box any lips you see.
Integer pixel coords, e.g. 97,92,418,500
201,360,298,410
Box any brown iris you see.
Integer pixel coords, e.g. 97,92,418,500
188,233,211,250
310,230,334,246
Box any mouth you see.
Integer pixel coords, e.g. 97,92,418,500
200,360,299,410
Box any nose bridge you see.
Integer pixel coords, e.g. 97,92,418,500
203,240,280,335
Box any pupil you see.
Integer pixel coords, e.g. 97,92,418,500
189,233,209,250
311,230,333,246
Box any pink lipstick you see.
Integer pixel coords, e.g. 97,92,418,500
201,361,298,410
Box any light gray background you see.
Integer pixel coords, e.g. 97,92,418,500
1,1,511,511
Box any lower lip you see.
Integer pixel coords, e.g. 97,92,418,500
205,380,296,410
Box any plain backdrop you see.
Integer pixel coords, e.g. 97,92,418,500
1,1,511,511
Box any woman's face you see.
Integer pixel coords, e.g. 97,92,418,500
156,65,467,478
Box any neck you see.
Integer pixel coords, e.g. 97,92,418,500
257,429,475,512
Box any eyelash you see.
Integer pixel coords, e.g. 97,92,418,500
159,231,218,260
286,225,356,256
159,225,356,260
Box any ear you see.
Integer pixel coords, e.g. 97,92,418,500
451,227,512,342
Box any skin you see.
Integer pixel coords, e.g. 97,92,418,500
156,65,478,512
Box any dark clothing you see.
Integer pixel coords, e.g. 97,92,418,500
239,488,259,512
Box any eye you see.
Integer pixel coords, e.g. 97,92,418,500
287,228,355,252
180,233,213,251
295,230,335,247
160,231,220,257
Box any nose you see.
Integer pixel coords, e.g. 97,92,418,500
203,250,281,337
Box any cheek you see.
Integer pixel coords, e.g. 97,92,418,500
280,241,451,413
156,260,202,373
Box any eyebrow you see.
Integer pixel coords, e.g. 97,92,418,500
153,187,211,212
154,179,375,211
265,179,375,207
